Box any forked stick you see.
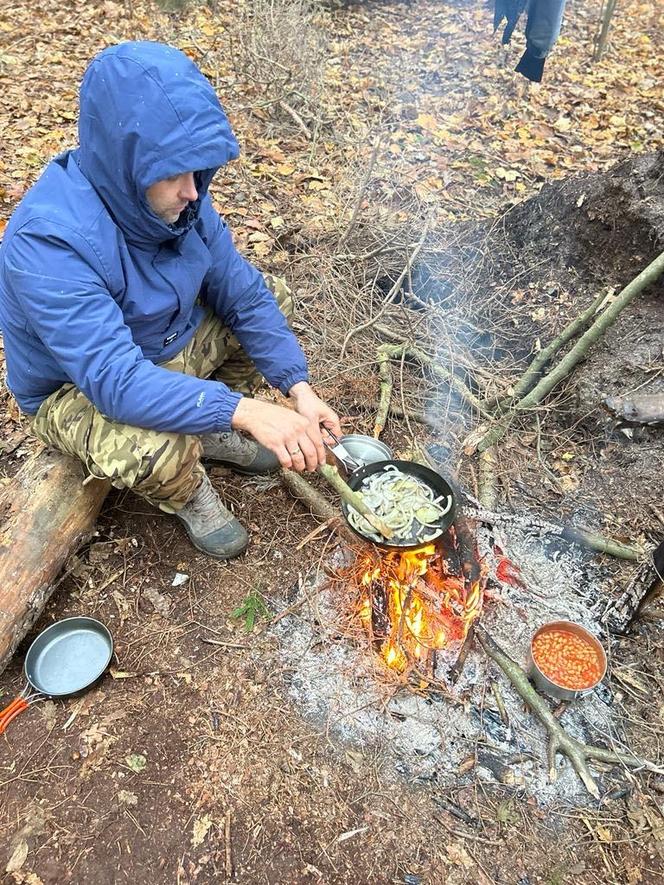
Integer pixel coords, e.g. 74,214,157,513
475,627,663,798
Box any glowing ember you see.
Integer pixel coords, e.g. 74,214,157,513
355,534,485,674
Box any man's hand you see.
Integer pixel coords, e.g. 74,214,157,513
231,383,341,473
288,381,342,441
231,396,326,472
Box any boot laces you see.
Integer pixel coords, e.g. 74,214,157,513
216,432,250,456
186,475,230,532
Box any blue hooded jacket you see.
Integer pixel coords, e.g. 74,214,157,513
0,41,308,433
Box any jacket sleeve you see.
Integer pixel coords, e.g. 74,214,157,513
198,198,309,395
5,222,242,433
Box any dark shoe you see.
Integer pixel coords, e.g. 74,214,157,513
176,473,248,559
200,431,279,475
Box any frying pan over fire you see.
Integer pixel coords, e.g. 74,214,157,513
341,459,457,551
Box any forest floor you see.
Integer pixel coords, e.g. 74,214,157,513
0,1,663,884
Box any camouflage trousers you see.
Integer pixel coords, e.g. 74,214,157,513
29,276,294,514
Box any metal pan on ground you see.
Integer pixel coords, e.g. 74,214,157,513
0,617,113,735
341,459,457,551
528,620,607,702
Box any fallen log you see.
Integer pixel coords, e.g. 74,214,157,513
0,449,110,675
604,392,664,425
602,539,664,634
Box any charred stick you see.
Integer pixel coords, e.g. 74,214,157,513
465,504,644,561
449,623,475,684
370,579,390,645
602,539,664,633
454,515,482,586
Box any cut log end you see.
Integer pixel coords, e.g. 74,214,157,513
0,450,110,674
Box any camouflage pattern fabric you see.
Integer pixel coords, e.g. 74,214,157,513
29,276,294,513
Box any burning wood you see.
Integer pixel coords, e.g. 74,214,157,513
354,525,486,676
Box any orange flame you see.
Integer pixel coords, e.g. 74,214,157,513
359,544,484,672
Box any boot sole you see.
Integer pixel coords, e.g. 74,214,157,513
201,458,281,477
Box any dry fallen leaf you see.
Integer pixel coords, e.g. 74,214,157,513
192,814,213,848
5,840,28,874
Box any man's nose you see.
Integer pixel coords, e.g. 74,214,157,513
180,174,198,202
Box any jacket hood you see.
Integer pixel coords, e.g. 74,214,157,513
76,41,239,246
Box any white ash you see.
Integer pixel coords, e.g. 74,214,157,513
271,527,626,806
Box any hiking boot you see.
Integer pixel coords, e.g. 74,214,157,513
176,473,249,559
200,431,280,475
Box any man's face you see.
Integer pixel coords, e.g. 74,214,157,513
146,172,198,224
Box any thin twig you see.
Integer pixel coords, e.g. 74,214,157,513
337,139,381,248
340,224,430,358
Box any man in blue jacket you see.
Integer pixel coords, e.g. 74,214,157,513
0,41,341,559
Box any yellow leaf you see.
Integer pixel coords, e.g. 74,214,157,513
495,167,519,182
415,113,438,133
192,814,213,848
5,840,28,873
553,116,572,133
275,163,296,177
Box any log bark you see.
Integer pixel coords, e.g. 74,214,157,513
0,449,110,674
317,463,394,539
602,539,664,634
280,468,356,543
604,392,664,425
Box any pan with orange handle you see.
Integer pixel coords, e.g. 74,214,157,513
0,617,113,735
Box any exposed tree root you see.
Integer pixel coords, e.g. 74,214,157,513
475,627,663,798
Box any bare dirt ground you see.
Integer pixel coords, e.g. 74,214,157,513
1,1,663,884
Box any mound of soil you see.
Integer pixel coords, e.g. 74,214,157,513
504,148,664,284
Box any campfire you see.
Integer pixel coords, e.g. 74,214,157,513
354,522,486,677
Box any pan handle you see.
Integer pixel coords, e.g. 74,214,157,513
0,697,29,735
